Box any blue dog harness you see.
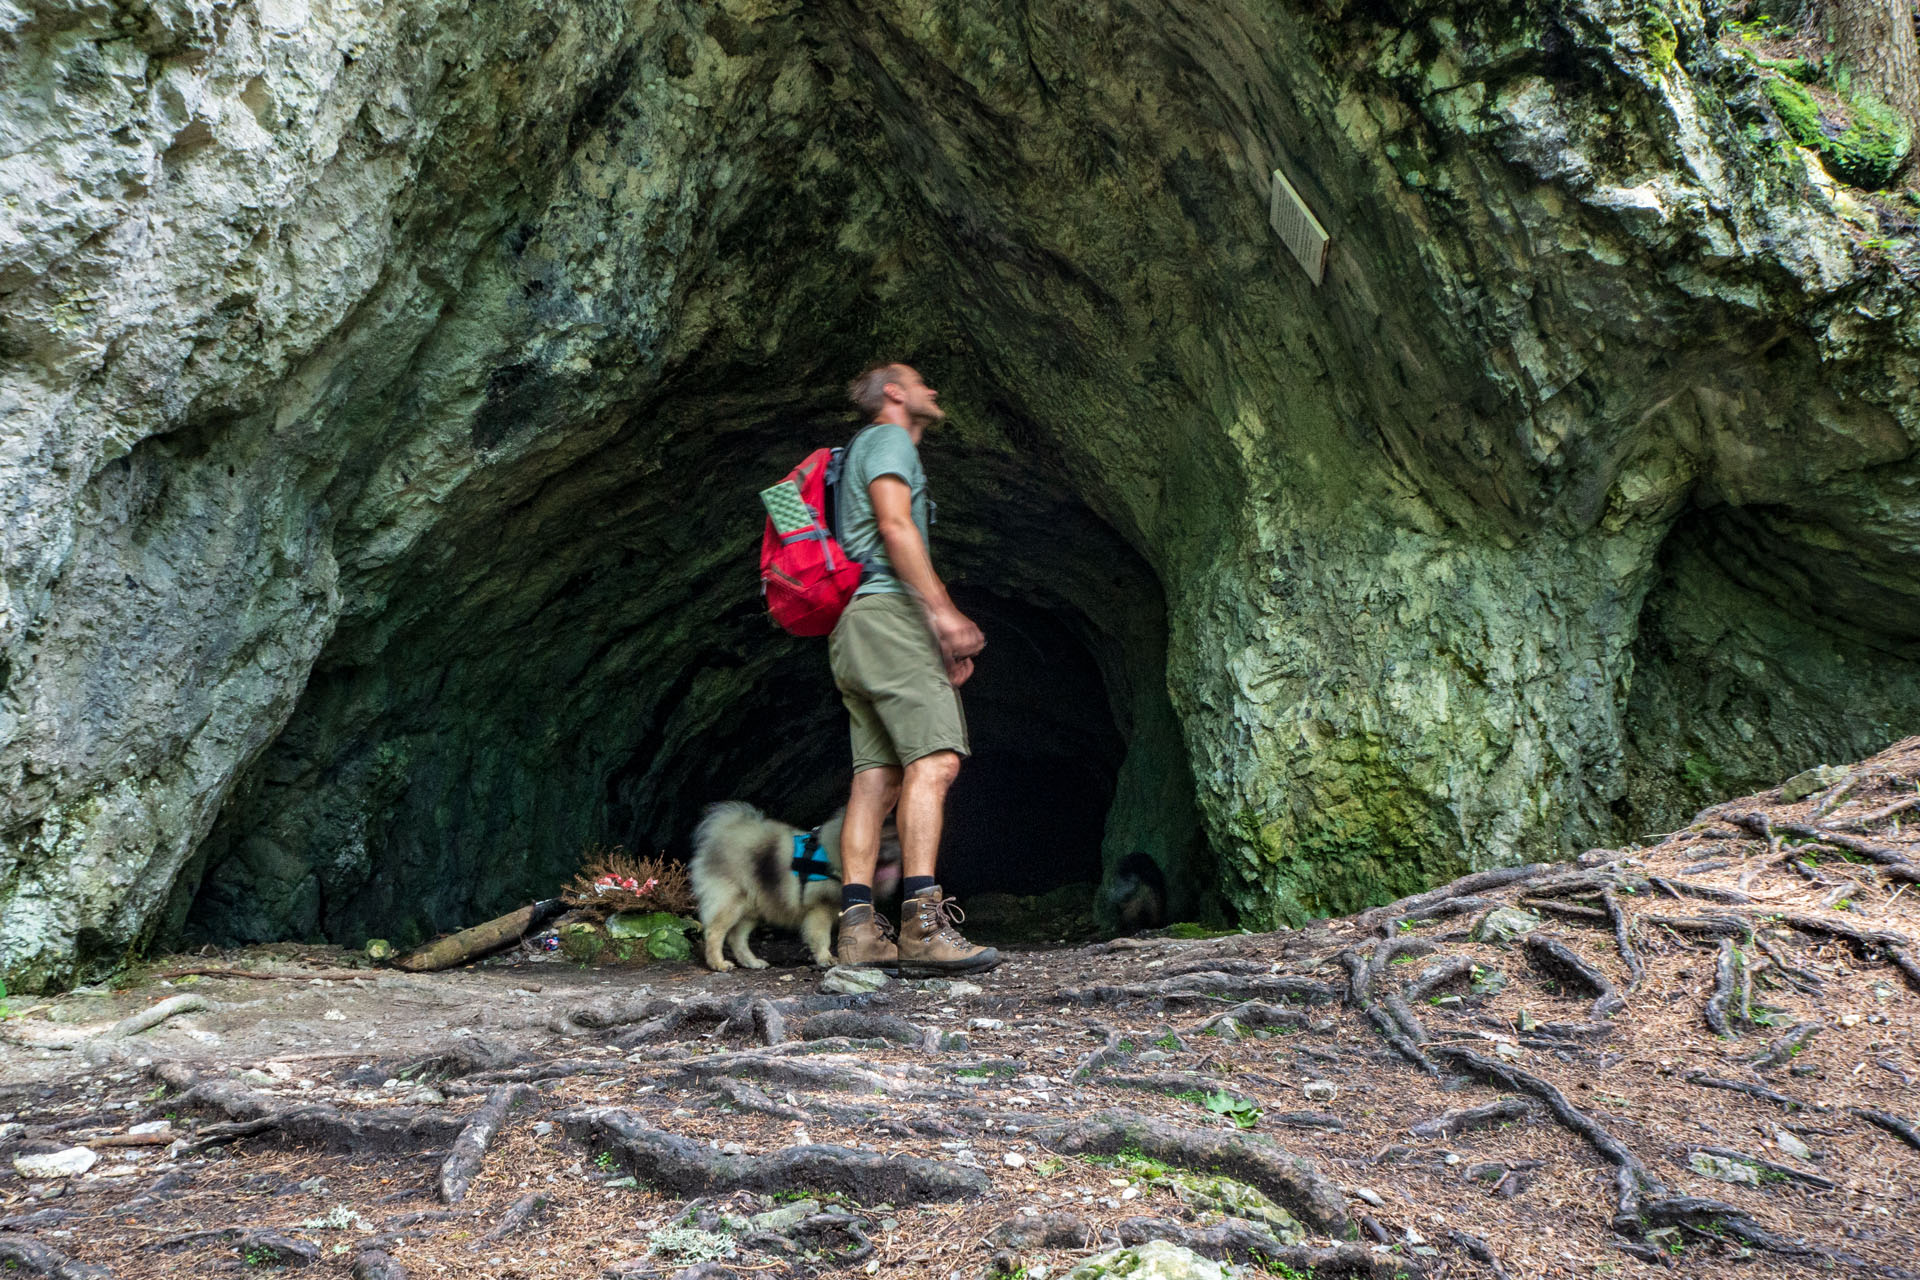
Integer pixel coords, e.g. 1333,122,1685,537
790,831,834,885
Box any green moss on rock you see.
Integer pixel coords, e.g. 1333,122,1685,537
1764,76,1912,189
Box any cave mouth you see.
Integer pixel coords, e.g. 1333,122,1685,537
601,588,1124,901
176,393,1206,954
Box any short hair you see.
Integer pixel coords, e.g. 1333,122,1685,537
847,362,907,416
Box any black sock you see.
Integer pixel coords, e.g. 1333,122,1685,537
840,883,873,911
902,876,938,899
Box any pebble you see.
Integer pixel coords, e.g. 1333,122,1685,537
1002,1153,1026,1167
128,1120,172,1136
533,1122,554,1137
967,1018,1006,1032
1352,1187,1386,1207
1302,1080,1337,1102
1775,1129,1815,1160
13,1149,96,1179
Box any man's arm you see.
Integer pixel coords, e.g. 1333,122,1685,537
869,475,984,686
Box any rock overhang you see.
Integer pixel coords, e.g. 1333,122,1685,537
5,0,1920,987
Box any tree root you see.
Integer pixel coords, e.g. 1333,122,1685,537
1728,817,1920,886
1750,1021,1821,1070
1685,1145,1834,1189
1445,1229,1513,1280
563,1107,990,1203
1752,934,1823,995
1039,1108,1349,1233
101,994,213,1040
476,1191,547,1243
799,1011,924,1046
439,1084,535,1204
666,1052,931,1098
1356,864,1551,932
1428,1046,1656,1227
1056,974,1339,1009
1642,1195,1871,1268
1403,957,1476,1003
1681,1071,1806,1110
1853,1106,1920,1152
1408,1099,1538,1140
184,1099,466,1154
1187,1001,1311,1037
1111,1217,1408,1278
1637,913,1751,938
613,997,739,1047
1598,888,1646,989
0,1237,111,1280
1524,935,1623,1017
1072,1028,1129,1078
730,999,790,1047
1705,939,1738,1037
710,1078,811,1122
350,1248,410,1280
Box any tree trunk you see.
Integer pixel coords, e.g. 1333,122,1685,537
1827,0,1920,129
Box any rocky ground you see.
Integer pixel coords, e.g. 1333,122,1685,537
7,746,1920,1280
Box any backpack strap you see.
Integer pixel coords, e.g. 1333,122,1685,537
790,830,835,885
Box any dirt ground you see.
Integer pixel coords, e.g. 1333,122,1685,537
6,745,1920,1280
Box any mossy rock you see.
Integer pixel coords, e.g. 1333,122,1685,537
1764,76,1911,189
558,921,607,963
1066,1240,1232,1280
1162,1172,1306,1244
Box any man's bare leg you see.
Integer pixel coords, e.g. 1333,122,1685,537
897,750,961,880
843,764,902,888
836,765,902,968
895,750,999,973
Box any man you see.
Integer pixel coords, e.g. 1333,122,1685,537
828,362,1000,974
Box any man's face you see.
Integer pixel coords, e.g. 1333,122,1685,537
891,366,944,426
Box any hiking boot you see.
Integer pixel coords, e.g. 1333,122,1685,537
835,904,898,969
898,888,1001,974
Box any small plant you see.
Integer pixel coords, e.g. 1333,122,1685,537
1153,1033,1181,1052
595,1150,617,1171
244,1246,277,1268
300,1204,370,1231
1202,1090,1262,1130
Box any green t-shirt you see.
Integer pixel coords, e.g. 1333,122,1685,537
836,423,932,598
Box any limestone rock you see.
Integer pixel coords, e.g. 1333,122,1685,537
1066,1239,1232,1280
13,1148,97,1179
1781,765,1850,804
7,0,1920,988
1163,1173,1305,1244
820,967,890,996
1472,908,1544,948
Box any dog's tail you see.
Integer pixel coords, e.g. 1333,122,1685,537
691,800,767,869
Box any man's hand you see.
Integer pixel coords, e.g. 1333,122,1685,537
929,605,984,686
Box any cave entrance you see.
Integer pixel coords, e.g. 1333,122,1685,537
178,400,1206,955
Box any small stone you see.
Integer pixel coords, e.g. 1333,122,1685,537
821,966,891,995
322,1009,346,1021
1494,1041,1522,1061
1689,1152,1761,1185
1352,1187,1385,1207
1067,1240,1234,1280
128,1120,172,1136
1781,764,1848,803
1775,1130,1815,1161
1472,907,1543,947
968,1018,1006,1032
533,1121,554,1137
1003,1152,1026,1167
13,1148,97,1179
752,1199,820,1233
1840,1013,1862,1028
403,1086,446,1105
1137,1049,1170,1064
1302,1079,1337,1103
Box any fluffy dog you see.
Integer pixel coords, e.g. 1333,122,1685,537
689,801,900,972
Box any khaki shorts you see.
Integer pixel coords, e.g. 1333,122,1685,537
828,592,971,772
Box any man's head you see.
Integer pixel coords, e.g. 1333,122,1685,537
848,362,943,431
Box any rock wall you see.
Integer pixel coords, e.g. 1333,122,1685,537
4,0,1919,987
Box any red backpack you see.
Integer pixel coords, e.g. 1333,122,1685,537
759,442,864,636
